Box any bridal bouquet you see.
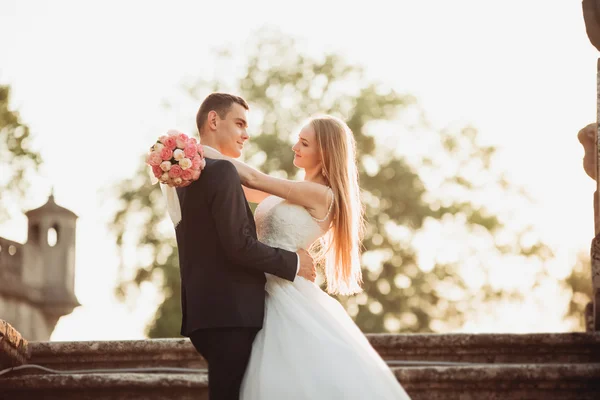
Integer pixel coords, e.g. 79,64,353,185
146,130,206,187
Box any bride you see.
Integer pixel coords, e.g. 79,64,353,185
202,115,411,399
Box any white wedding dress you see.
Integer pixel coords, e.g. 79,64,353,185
240,195,411,400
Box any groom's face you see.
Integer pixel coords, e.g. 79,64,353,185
216,103,249,158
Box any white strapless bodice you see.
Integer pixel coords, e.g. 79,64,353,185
254,196,323,252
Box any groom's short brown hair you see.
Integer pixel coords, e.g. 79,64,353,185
196,93,249,136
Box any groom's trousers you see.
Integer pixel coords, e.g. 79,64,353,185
189,327,260,400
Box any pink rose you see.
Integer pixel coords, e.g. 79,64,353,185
167,129,180,137
152,165,162,178
160,147,173,161
196,144,204,158
187,137,197,146
184,144,197,158
176,133,189,149
192,169,201,180
169,165,183,178
163,137,177,150
180,180,192,187
158,135,168,144
181,169,194,181
147,151,162,166
192,155,202,169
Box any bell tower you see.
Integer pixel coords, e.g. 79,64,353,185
24,192,80,328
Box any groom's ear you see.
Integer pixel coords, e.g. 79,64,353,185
207,110,219,131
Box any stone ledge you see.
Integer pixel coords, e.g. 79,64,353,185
370,332,600,363
370,332,600,348
29,338,206,371
395,364,600,400
395,363,600,383
0,372,208,389
0,365,598,400
26,332,600,372
0,320,29,369
0,373,208,400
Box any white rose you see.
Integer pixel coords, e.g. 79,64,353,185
173,149,185,161
160,161,172,171
174,177,183,185
160,172,170,182
153,143,164,152
179,158,192,170
167,129,179,137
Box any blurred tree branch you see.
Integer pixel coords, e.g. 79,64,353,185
0,85,42,222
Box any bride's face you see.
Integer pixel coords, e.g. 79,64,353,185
292,124,321,170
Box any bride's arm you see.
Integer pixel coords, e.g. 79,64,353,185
242,186,271,204
204,147,330,213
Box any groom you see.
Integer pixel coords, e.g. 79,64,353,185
175,92,316,400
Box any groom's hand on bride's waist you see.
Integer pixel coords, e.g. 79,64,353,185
296,249,316,282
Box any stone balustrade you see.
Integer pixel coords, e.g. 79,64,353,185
17,332,600,374
1,329,599,399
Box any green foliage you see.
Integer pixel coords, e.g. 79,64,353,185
109,30,554,337
563,253,593,331
0,85,42,221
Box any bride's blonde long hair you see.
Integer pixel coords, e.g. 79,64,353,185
311,115,364,295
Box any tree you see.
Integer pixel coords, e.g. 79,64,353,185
0,85,42,222
109,30,553,337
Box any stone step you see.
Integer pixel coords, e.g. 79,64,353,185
397,363,600,400
371,332,600,364
23,332,600,372
1,364,599,400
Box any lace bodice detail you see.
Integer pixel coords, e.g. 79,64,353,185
254,196,324,252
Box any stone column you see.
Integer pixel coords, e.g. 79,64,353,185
592,61,600,331
581,0,600,331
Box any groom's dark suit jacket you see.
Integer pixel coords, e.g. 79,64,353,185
175,158,297,336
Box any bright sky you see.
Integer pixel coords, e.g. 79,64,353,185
0,0,597,340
